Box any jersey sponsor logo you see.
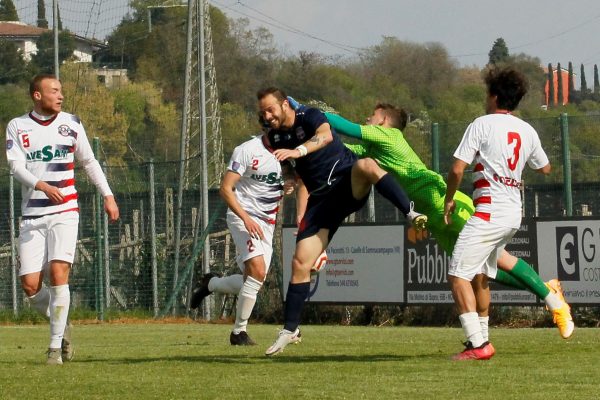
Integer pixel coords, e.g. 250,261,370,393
493,173,522,188
231,161,241,172
26,145,71,162
6,139,13,150
250,172,282,185
58,124,77,137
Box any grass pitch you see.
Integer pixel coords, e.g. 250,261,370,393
0,323,598,399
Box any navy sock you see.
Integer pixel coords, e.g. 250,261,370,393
283,282,310,332
374,173,410,215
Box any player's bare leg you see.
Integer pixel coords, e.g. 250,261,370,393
266,231,327,356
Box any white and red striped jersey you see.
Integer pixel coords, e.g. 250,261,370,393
454,113,549,228
6,111,111,217
227,135,283,224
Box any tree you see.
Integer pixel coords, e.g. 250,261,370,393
547,63,554,107
580,64,588,100
37,0,48,28
57,4,62,30
488,38,509,65
0,0,18,21
30,31,75,73
0,39,27,84
568,62,575,102
557,62,563,105
594,64,599,96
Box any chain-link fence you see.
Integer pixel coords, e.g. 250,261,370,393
1,113,599,321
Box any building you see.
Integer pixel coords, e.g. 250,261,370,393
0,21,105,62
544,66,572,106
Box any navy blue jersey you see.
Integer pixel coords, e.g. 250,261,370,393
268,107,356,195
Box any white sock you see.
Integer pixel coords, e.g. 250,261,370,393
28,286,50,318
208,274,243,295
232,276,262,335
49,285,70,349
544,292,563,310
479,316,489,342
459,312,485,348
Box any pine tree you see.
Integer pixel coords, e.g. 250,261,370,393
547,63,555,107
568,62,574,102
57,4,62,30
594,64,599,95
0,0,19,21
580,64,588,100
557,62,564,105
488,38,509,65
37,0,48,28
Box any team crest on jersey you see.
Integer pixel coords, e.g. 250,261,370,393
231,161,241,172
6,139,13,150
58,124,72,137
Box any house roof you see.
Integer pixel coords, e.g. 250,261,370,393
0,21,106,49
0,21,49,37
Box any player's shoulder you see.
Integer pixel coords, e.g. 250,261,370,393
57,111,82,125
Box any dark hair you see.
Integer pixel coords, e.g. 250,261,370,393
484,67,528,111
29,74,58,97
375,103,408,131
256,87,287,102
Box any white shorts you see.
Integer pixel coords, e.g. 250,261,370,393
18,211,80,276
448,217,517,281
227,212,275,274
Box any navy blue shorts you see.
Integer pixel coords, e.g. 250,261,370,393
296,169,369,243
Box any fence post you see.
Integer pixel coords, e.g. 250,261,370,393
93,137,104,321
431,123,439,173
560,113,572,216
102,161,110,309
9,174,18,316
149,159,159,317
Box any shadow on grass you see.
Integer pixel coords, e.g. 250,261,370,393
63,352,445,365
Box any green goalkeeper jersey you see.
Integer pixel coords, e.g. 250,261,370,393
326,113,474,253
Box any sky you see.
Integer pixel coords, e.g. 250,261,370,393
12,0,600,70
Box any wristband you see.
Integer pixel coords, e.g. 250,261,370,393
295,145,308,157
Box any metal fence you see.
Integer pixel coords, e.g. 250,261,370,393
1,113,599,319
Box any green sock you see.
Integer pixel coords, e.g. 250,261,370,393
508,258,550,299
493,269,528,290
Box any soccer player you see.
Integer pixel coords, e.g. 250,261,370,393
288,97,573,341
444,67,571,360
5,74,119,365
257,87,425,356
189,132,298,346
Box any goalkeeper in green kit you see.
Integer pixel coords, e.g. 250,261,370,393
287,97,573,339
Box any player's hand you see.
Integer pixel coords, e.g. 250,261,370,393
244,217,264,240
104,195,120,223
443,200,456,225
287,96,300,110
273,148,302,161
283,178,296,195
37,181,64,204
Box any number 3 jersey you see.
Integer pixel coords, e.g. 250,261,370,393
453,113,549,229
6,111,111,217
227,135,283,224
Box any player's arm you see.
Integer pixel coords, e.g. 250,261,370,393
219,170,264,240
444,158,469,225
536,163,551,175
74,123,119,222
5,121,65,204
282,161,297,195
273,121,333,161
325,112,363,139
